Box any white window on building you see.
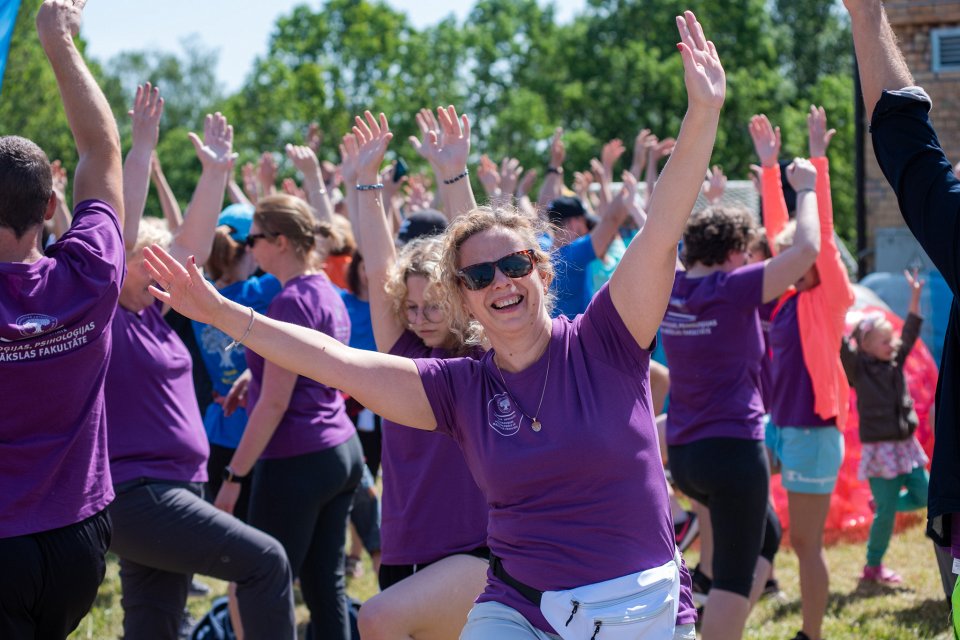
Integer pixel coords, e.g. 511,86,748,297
932,27,960,72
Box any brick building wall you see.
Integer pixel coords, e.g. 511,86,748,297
864,0,960,271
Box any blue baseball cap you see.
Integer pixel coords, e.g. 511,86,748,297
218,203,255,242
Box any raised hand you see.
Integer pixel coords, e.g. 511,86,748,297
601,138,626,177
129,82,163,152
749,114,781,168
50,159,68,203
573,170,593,201
807,105,837,158
516,168,538,199
36,0,85,45
500,157,523,196
748,164,763,193
620,170,647,228
188,112,237,171
477,154,501,196
652,137,676,163
701,165,727,204
257,152,278,195
338,133,360,188
352,111,393,184
285,144,322,181
408,105,470,180
675,10,725,110
306,122,323,154
281,177,306,200
785,157,817,192
143,246,224,326
241,162,259,202
549,127,565,168
631,129,653,176
905,267,925,295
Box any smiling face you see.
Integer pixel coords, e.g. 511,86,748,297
456,225,551,342
404,274,455,349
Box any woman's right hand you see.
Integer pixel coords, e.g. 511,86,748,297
351,110,393,185
749,114,780,168
143,245,226,326
785,157,817,192
223,368,253,417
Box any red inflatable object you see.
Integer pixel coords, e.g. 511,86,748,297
771,303,939,547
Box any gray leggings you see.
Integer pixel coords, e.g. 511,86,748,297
108,480,295,640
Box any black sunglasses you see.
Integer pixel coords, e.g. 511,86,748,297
245,232,276,248
456,250,538,291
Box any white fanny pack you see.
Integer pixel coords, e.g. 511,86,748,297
538,549,681,640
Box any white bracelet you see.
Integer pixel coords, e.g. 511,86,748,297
225,307,255,352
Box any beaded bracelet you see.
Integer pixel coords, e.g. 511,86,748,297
443,168,469,185
225,307,255,352
356,183,385,191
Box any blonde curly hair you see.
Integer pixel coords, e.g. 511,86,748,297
438,206,555,347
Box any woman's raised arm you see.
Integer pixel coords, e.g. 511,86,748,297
144,245,437,430
610,10,725,348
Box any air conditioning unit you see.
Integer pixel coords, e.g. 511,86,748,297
932,27,960,72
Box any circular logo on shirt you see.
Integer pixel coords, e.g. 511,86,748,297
487,393,520,437
16,314,59,337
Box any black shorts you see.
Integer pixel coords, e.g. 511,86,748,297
378,546,490,591
0,510,111,639
669,437,771,597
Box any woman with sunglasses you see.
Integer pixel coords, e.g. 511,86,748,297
215,193,365,640
144,11,721,638
338,113,490,640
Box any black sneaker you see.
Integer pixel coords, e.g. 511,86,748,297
790,632,813,640
674,511,700,552
761,577,787,602
188,578,211,597
691,563,712,608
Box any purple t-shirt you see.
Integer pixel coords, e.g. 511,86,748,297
381,330,488,565
0,200,123,537
246,274,354,458
758,299,777,413
770,295,835,427
106,300,209,484
416,284,695,633
661,264,767,445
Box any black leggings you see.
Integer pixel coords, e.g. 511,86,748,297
249,435,364,640
669,437,779,597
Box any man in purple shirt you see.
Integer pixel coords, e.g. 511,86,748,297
0,1,125,638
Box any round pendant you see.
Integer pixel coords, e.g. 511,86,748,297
531,420,542,432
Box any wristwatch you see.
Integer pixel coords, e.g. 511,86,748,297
546,166,563,175
222,465,248,483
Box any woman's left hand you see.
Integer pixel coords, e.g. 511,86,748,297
676,11,725,111
214,481,240,515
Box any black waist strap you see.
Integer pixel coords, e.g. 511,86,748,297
490,553,543,606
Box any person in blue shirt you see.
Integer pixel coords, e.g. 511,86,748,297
191,203,281,520
546,195,625,318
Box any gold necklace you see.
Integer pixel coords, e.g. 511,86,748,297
494,342,551,432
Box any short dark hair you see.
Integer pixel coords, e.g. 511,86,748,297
0,136,53,239
682,206,756,267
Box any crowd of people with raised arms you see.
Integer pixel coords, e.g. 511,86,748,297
1,1,958,640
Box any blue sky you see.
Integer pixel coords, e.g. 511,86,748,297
82,0,586,92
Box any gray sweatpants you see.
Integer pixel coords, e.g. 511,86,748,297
108,480,295,640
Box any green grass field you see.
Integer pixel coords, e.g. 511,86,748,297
70,521,952,639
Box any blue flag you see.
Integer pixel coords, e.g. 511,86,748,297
0,0,22,96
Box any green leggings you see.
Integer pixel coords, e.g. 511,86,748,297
866,466,929,567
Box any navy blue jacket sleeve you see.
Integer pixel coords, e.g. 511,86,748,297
870,89,960,296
